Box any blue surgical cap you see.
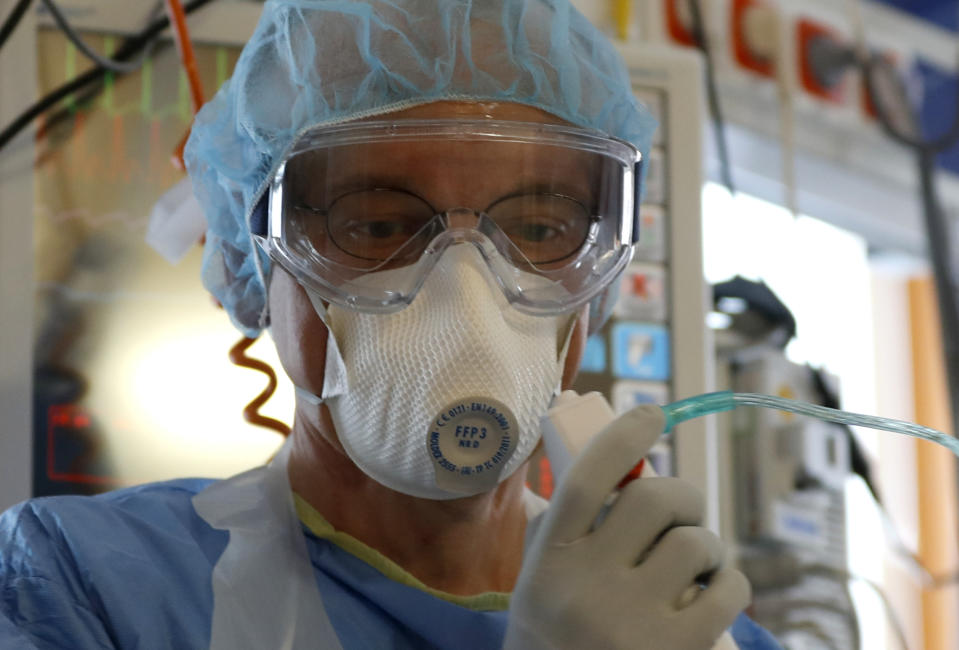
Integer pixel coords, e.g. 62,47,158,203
185,0,658,336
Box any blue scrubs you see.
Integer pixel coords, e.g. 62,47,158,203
0,480,781,649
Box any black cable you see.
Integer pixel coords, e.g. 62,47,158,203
686,0,736,194
865,55,959,154
0,0,32,53
917,148,959,429
861,53,959,441
0,0,217,153
36,3,169,136
39,0,158,74
0,57,100,151
858,48,959,642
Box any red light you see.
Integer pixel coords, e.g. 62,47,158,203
50,407,70,426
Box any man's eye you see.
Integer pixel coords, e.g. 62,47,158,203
514,222,559,243
357,220,407,239
339,214,425,243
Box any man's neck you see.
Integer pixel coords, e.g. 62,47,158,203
287,410,530,596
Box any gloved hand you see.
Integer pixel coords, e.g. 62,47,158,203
504,404,751,650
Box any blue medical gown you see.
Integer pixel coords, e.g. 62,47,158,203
0,479,781,649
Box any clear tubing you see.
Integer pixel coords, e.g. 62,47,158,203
662,391,959,459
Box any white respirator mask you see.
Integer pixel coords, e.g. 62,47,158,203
294,245,577,500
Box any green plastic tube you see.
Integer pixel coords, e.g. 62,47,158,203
662,391,959,459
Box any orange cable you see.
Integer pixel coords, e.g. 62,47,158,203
170,129,191,172
163,0,204,170
163,0,204,111
160,4,288,437
228,337,292,437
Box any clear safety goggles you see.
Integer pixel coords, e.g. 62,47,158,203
253,119,642,315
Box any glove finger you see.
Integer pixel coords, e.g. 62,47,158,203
542,405,665,543
639,526,725,605
592,478,704,565
683,566,752,631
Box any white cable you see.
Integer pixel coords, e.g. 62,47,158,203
775,8,798,217
843,0,868,60
875,503,959,590
740,3,797,216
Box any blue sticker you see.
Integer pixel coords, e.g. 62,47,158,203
579,334,607,374
611,323,671,381
611,380,669,415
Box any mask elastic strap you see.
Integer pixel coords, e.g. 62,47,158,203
294,385,325,406
297,284,350,403
303,287,330,323
553,312,579,398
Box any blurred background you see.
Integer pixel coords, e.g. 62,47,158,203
3,0,959,647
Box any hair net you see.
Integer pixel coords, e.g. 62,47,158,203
185,0,658,337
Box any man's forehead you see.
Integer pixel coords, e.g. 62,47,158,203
303,100,589,174
320,136,599,199
289,104,603,200
328,136,593,164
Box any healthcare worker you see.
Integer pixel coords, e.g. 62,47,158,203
1,1,782,648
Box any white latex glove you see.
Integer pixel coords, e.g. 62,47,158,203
504,405,751,650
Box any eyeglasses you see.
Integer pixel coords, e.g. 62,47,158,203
293,187,598,267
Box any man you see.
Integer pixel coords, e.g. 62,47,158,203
1,1,780,647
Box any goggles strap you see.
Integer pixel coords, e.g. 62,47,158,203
250,194,269,237
249,194,272,330
632,159,643,244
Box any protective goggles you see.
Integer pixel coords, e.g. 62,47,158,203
252,119,642,315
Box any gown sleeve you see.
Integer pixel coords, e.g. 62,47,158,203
0,501,117,649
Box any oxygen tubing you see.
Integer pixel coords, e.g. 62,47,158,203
662,391,959,459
